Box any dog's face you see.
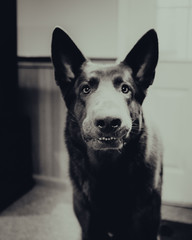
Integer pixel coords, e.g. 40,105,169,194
74,62,133,151
52,28,158,151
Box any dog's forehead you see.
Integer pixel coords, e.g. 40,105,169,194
82,61,132,80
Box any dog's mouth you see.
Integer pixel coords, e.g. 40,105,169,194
83,133,128,151
96,136,124,150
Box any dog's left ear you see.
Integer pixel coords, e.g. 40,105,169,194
123,29,158,89
51,27,87,96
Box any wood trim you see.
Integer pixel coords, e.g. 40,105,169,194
162,201,192,210
33,174,71,190
17,56,117,67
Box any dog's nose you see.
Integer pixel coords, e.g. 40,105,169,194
95,117,122,133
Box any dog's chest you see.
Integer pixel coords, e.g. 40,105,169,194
82,175,135,237
83,166,136,210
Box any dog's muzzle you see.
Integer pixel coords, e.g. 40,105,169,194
82,116,131,151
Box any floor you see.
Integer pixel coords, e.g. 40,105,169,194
0,184,192,240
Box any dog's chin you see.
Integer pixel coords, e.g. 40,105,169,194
85,137,125,151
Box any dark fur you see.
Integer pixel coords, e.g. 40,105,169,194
52,28,163,240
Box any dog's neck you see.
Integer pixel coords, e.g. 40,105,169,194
87,148,122,165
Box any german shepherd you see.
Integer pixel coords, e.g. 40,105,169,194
51,27,163,240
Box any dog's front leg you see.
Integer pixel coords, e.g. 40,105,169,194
73,191,107,240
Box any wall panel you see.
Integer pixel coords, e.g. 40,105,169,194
18,63,69,182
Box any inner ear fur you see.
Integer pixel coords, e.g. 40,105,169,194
51,27,87,96
123,29,158,89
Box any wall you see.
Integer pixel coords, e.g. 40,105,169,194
18,63,68,182
117,0,157,60
17,0,118,58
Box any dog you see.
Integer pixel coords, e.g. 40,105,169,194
51,27,163,240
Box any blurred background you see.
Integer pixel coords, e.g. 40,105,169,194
0,0,192,239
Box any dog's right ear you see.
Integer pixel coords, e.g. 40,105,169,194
51,27,86,96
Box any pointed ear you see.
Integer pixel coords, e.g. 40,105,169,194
51,27,87,96
123,29,158,89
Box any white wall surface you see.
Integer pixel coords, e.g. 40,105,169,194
18,0,192,61
17,0,118,58
117,0,157,60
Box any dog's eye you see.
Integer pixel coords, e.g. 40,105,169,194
121,84,130,94
82,85,91,94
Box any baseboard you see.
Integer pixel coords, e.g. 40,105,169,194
162,201,192,209
33,174,71,191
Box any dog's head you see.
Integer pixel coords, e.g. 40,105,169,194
52,28,158,151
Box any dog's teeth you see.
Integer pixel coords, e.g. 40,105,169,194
98,137,117,141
